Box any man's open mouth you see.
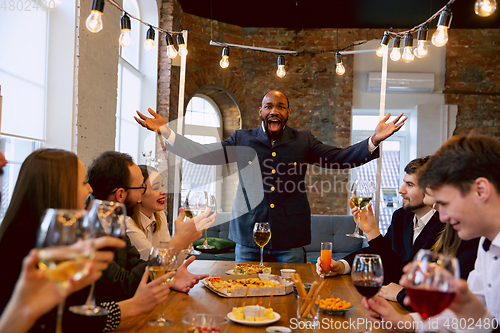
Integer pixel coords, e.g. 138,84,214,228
268,118,282,132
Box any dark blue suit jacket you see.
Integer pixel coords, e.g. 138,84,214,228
170,125,378,250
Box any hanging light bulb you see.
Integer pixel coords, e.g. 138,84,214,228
144,26,155,51
276,55,286,78
177,34,188,57
475,0,497,17
219,47,230,68
86,0,104,33
432,6,453,47
165,33,178,59
402,32,415,63
414,25,429,58
390,36,401,62
376,32,391,58
119,14,133,47
335,52,346,75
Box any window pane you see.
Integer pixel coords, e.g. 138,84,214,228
353,115,405,131
185,97,220,127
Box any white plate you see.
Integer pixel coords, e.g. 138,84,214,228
227,311,280,326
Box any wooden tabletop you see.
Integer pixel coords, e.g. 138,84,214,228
117,261,404,332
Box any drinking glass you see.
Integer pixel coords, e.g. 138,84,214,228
253,222,271,267
347,179,374,238
351,254,384,333
196,193,216,250
182,190,208,255
406,249,459,320
36,209,95,333
320,241,332,276
69,200,126,316
148,245,178,326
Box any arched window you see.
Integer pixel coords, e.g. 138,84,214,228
181,95,223,208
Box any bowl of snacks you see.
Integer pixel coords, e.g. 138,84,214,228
317,297,354,315
182,314,229,333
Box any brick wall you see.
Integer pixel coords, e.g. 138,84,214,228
76,0,121,166
445,29,500,137
159,1,500,215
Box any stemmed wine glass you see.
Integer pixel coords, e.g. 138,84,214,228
69,200,126,316
405,249,459,320
182,190,208,255
253,222,271,267
148,245,178,326
347,179,374,238
196,193,216,250
351,254,384,333
37,209,95,333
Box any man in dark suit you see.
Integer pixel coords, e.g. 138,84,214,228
135,90,406,262
317,157,444,284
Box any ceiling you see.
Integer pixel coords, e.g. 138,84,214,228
177,0,500,30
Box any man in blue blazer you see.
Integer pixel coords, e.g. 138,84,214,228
135,90,406,262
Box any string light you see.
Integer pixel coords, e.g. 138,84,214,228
177,34,188,57
219,47,230,68
390,36,401,62
276,55,286,78
86,0,104,33
474,0,497,17
119,14,133,47
335,52,346,75
144,26,155,51
165,33,178,59
376,32,391,58
402,33,415,63
414,25,429,58
432,6,453,47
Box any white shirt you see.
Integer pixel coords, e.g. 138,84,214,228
409,233,500,333
162,123,379,154
126,211,171,261
340,209,436,274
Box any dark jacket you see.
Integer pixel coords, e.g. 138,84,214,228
169,125,378,250
343,208,444,284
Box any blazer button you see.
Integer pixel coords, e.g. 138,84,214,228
272,169,276,174
294,162,297,165
270,203,275,208
272,152,276,157
248,161,252,164
271,186,275,191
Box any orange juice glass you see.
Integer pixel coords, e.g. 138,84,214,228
320,242,332,272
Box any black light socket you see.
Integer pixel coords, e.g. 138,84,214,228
165,33,174,46
403,32,413,47
120,14,131,30
146,26,155,41
381,32,390,46
222,47,229,57
437,6,453,28
392,36,401,48
335,52,343,64
277,55,285,66
91,0,104,13
177,34,185,46
417,25,428,41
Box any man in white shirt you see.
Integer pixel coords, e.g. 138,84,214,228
362,135,500,333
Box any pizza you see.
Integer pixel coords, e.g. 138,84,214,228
233,263,271,275
206,277,283,293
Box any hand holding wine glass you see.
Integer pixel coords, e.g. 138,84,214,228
404,249,459,320
196,194,216,250
347,179,374,239
253,222,271,267
36,209,95,333
351,254,384,333
182,190,208,255
70,200,126,316
148,245,177,326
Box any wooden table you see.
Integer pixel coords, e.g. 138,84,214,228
117,261,404,332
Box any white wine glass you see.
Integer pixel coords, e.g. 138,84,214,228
347,179,374,238
406,249,459,320
182,190,208,255
196,193,216,250
69,200,126,316
148,245,177,326
36,209,95,333
351,254,384,333
253,222,271,267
